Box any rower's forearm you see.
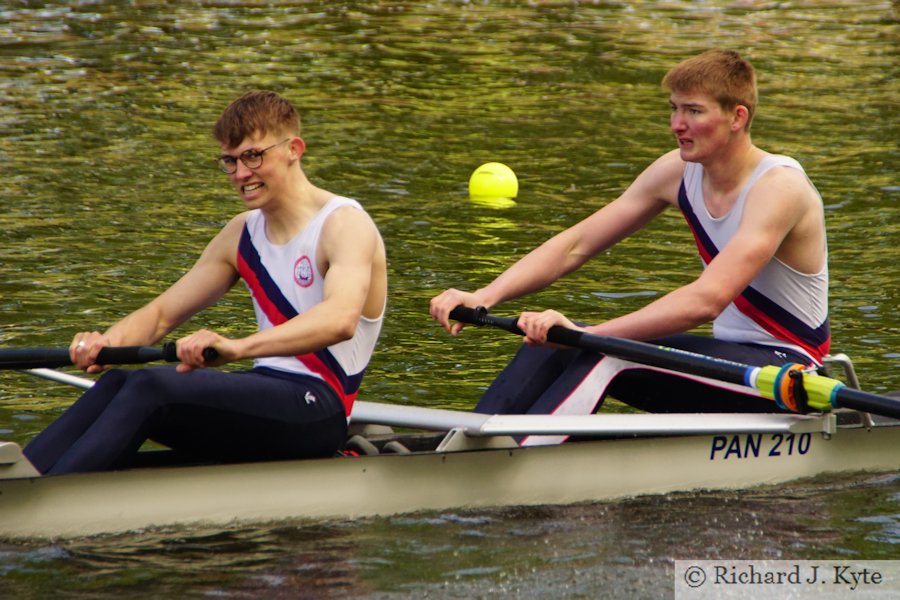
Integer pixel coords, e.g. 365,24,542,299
235,307,357,361
586,286,722,341
479,236,585,308
102,304,174,347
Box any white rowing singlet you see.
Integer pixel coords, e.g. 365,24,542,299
677,155,830,363
237,196,384,413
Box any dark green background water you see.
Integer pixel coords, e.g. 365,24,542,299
0,1,897,597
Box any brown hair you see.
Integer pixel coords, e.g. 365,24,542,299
213,91,301,147
662,50,757,130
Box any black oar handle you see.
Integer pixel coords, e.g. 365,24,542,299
95,344,172,365
0,343,219,370
449,305,585,346
96,342,220,365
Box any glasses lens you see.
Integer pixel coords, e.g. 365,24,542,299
240,150,263,169
217,157,237,174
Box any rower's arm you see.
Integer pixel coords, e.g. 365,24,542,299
477,151,683,308
102,215,244,347
584,166,812,340
429,152,682,335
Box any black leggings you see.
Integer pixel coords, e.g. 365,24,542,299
474,334,813,415
24,366,348,475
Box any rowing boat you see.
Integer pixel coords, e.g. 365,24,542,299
1,393,898,539
1,325,898,540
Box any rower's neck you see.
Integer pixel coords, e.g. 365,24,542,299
704,138,762,189
262,172,334,244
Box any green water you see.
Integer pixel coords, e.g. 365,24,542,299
0,1,897,597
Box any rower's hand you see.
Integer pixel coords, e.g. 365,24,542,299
430,288,485,336
175,329,234,373
517,309,581,346
70,331,112,374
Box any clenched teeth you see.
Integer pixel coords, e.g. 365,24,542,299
243,183,264,193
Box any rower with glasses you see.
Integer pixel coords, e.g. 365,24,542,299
25,91,388,474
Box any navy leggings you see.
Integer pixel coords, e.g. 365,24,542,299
474,334,813,415
24,366,348,475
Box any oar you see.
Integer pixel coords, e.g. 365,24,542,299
18,368,828,439
0,343,217,370
448,306,900,420
19,368,838,438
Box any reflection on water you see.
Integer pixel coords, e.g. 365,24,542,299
1,0,898,596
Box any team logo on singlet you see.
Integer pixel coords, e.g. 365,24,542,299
293,256,314,287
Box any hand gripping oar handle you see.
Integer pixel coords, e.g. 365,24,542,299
448,305,762,383
448,306,900,419
0,342,219,370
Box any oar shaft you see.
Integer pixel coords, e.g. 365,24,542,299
448,306,900,420
834,386,900,417
449,306,756,387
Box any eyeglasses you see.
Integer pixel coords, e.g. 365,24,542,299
217,138,291,174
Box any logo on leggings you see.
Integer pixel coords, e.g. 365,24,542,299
304,391,317,404
294,256,314,287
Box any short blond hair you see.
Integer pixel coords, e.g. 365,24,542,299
663,50,757,130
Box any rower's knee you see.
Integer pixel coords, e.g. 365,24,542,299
115,367,182,412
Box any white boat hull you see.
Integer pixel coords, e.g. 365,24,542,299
1,416,897,540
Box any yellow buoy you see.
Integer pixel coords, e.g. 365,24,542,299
468,162,518,208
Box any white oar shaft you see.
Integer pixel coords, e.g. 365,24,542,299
26,369,94,390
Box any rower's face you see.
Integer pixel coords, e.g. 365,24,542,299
669,91,733,162
219,133,296,207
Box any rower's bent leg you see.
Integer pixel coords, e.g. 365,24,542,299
39,366,348,475
23,369,129,474
40,368,181,474
607,370,784,413
474,345,584,414
517,353,628,446
607,334,812,413
148,368,347,463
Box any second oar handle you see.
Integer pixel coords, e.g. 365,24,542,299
448,304,755,388
449,305,585,346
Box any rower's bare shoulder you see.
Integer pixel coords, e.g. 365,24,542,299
216,211,253,240
320,203,385,263
200,212,250,263
650,149,688,181
748,165,821,213
627,149,685,205
323,204,380,238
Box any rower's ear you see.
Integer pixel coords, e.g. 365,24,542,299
289,137,306,160
731,105,750,132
